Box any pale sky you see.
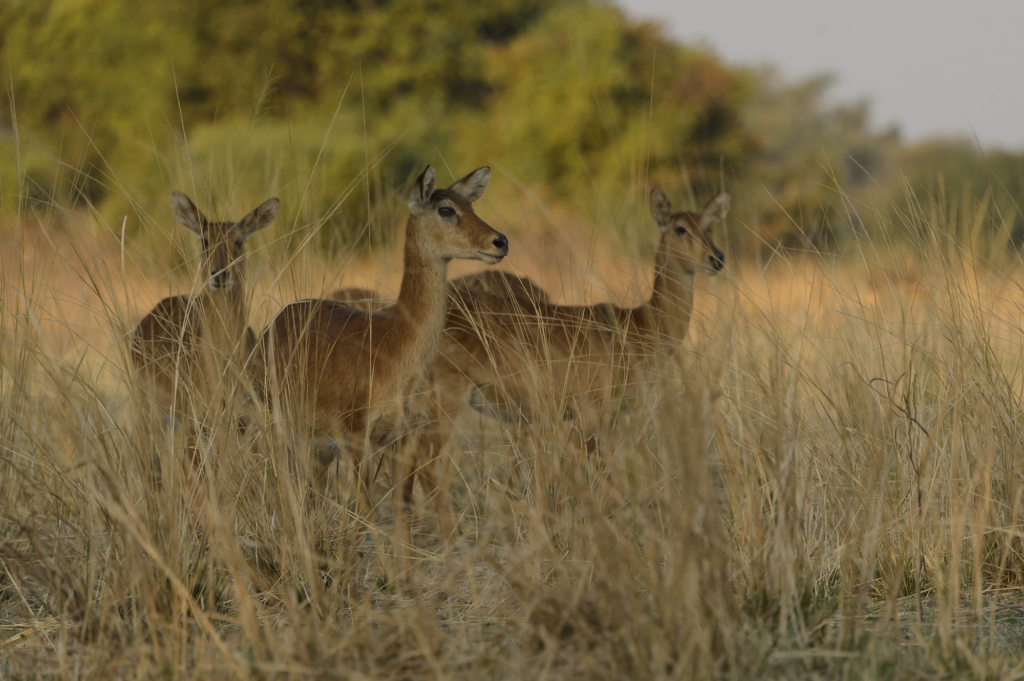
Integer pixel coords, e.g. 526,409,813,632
618,0,1024,150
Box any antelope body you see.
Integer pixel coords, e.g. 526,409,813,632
432,190,730,455
254,166,508,513
327,269,551,514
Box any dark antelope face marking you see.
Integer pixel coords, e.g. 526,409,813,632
170,192,280,292
649,189,729,275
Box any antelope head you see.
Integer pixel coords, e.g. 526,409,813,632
171,191,280,293
650,189,729,275
407,166,509,265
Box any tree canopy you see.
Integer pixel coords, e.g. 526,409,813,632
1,0,1018,253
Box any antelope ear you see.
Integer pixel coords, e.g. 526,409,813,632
699,192,731,230
408,165,437,213
238,197,280,238
649,189,672,232
448,166,490,203
171,191,206,236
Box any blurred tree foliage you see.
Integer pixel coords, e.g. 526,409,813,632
0,0,1019,254
892,139,1024,246
741,69,900,251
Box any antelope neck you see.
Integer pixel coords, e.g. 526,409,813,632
645,239,696,340
199,281,249,346
393,219,450,369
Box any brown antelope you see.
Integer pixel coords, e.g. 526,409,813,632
430,189,730,462
254,166,508,515
327,269,550,518
132,192,279,473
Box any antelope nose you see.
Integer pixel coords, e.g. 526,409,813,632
210,268,227,285
492,234,509,254
709,250,725,272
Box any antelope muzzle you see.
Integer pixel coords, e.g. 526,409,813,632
708,247,725,273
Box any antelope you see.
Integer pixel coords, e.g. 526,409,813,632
430,189,730,461
253,166,508,515
328,269,550,518
131,192,279,473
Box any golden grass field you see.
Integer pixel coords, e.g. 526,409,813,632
3,183,1024,679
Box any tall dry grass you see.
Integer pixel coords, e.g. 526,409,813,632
2,173,1024,680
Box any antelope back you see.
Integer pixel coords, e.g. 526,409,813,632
449,270,550,306
328,287,388,314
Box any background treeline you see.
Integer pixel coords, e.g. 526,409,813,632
2,0,1023,254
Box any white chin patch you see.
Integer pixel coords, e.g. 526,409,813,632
476,251,504,264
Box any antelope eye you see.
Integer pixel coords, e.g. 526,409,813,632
202,237,210,249
438,206,456,218
234,238,244,250
674,226,687,236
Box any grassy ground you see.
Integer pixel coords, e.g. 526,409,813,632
2,183,1024,679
